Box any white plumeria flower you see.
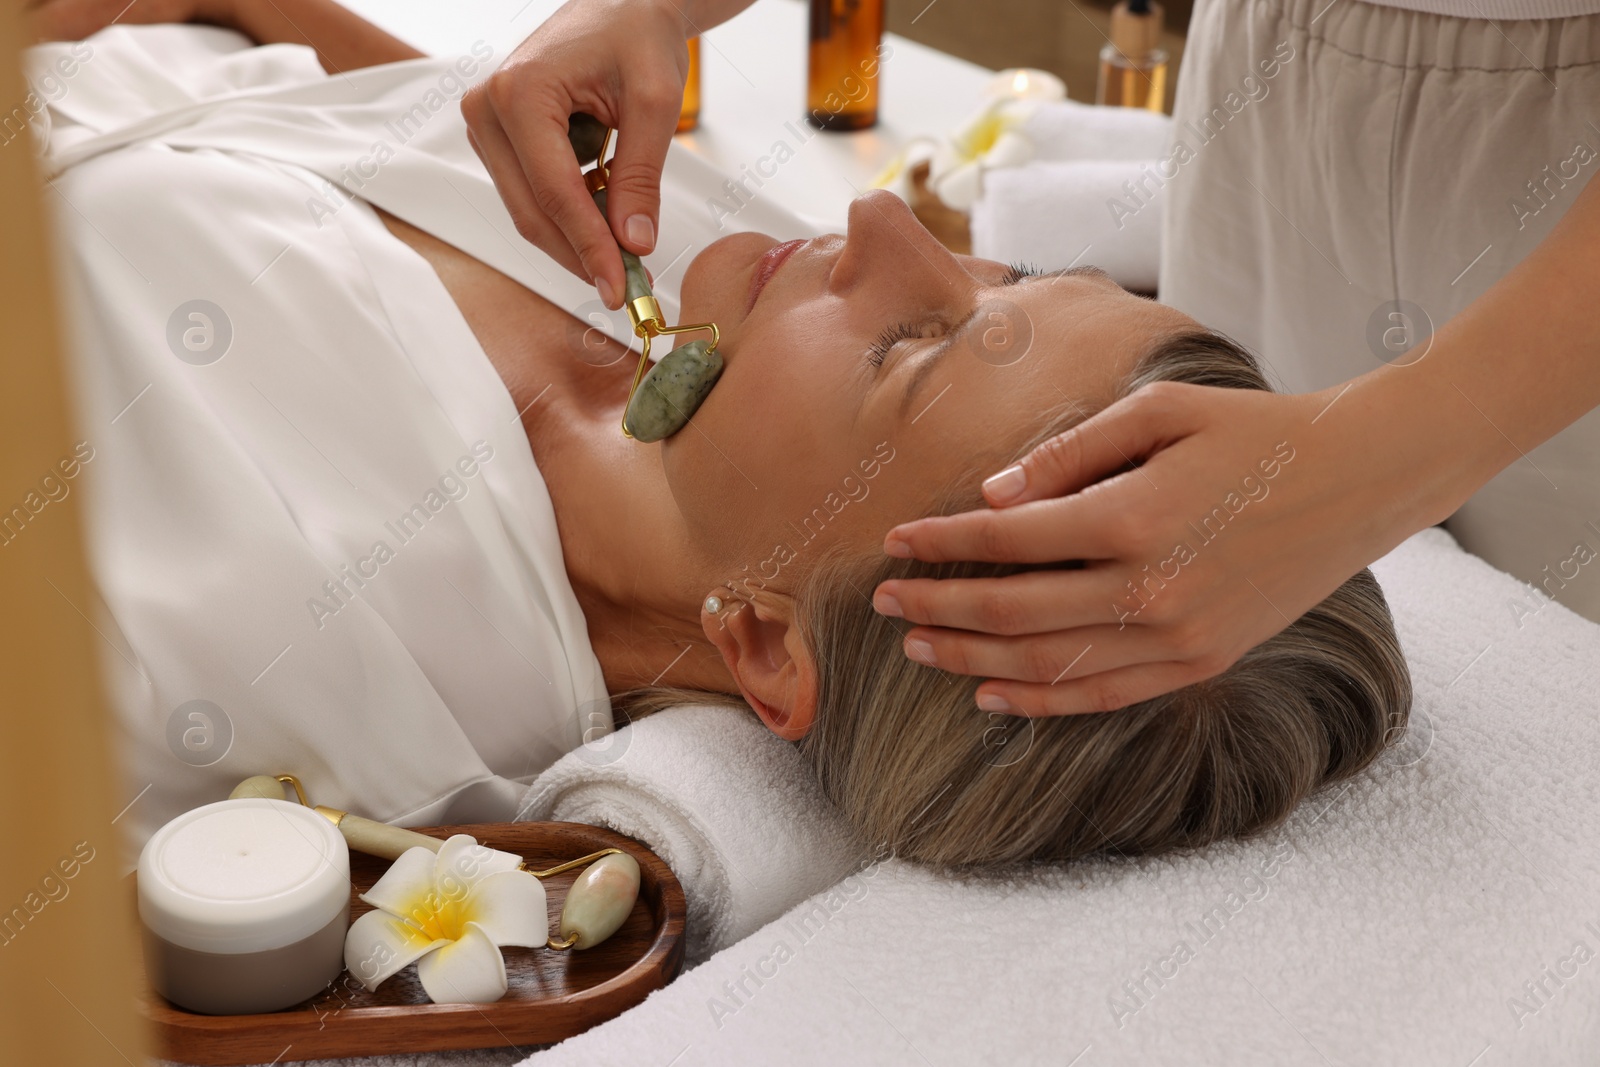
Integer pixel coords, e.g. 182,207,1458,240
343,834,546,1004
926,98,1039,212
870,138,937,202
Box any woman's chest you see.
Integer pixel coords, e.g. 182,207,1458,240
375,209,632,454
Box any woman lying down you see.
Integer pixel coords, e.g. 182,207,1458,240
34,1,1410,868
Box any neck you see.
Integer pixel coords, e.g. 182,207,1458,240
534,410,737,699
371,210,738,699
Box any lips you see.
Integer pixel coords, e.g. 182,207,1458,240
746,239,805,311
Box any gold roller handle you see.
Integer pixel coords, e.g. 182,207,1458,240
314,806,443,861
231,774,447,859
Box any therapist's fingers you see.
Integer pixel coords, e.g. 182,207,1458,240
883,380,1212,564
602,68,689,257
903,620,1233,692
884,487,1143,565
463,0,696,307
473,74,626,300
460,95,595,282
976,661,1214,717
979,380,1202,508
497,92,630,299
876,379,1428,715
874,567,1130,635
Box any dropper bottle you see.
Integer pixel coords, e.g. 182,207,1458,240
677,36,701,133
1095,0,1168,113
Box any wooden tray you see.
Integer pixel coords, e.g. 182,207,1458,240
139,821,686,1065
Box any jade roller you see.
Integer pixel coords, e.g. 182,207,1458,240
570,115,723,443
231,775,640,951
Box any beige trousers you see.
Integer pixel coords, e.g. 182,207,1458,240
1160,0,1600,623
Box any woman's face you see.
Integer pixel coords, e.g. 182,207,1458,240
664,190,1195,587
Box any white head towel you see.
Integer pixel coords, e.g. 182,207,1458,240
517,703,871,964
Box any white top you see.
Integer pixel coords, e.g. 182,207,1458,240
29,26,809,854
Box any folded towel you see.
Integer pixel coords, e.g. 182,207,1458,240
972,159,1165,290
517,703,870,964
1020,99,1173,162
968,102,1172,290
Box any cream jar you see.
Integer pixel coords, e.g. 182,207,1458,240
138,797,351,1015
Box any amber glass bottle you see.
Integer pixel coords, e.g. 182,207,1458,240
1096,0,1169,113
677,36,701,133
806,0,883,131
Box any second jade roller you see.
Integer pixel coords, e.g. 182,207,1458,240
569,114,722,443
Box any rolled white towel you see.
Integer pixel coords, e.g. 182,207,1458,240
971,159,1165,291
517,703,871,965
1019,99,1172,162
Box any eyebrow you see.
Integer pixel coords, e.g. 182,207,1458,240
896,267,1087,419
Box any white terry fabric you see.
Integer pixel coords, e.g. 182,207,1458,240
971,103,1170,291
1019,100,1172,164
973,160,1166,291
522,529,1600,1066
518,704,870,966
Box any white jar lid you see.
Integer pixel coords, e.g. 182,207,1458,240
138,798,350,954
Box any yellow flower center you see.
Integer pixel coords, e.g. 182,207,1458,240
955,110,1007,161
405,890,470,943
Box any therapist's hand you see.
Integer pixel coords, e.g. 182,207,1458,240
461,0,693,308
874,379,1453,716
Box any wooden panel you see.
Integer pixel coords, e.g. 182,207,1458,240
0,3,154,1064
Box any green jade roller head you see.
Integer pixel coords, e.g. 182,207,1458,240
573,116,723,443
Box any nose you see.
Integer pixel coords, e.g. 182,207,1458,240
828,189,964,297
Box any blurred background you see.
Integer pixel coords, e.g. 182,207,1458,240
890,0,1188,111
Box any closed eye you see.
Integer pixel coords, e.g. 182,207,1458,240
866,262,1041,367
999,261,1040,286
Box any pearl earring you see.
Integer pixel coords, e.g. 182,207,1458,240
704,595,723,615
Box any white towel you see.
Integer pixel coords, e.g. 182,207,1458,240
517,704,870,965
523,528,1600,1066
972,159,1166,290
969,101,1172,290
1020,99,1173,162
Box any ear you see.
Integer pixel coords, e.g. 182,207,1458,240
701,593,818,740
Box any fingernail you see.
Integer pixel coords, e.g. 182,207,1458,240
976,692,1013,713
905,636,937,666
874,591,903,618
884,536,913,559
596,275,616,309
625,213,655,252
983,465,1026,504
